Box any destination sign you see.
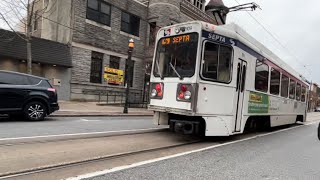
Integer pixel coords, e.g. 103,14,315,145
173,35,190,44
161,34,197,46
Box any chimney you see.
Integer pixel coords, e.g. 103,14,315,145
205,0,229,25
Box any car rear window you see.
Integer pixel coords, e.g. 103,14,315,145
39,80,53,88
28,77,41,85
0,72,28,85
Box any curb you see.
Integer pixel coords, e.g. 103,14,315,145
50,111,154,117
50,114,154,117
0,128,168,146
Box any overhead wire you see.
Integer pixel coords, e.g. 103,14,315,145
232,0,312,79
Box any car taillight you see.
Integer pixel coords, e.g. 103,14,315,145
150,83,164,99
177,84,193,101
47,88,56,93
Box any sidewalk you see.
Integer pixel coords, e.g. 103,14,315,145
307,112,320,122
50,101,153,117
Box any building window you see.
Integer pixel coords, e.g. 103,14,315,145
86,0,111,26
270,68,280,95
109,56,120,69
121,11,140,37
281,74,289,98
193,0,204,10
125,61,135,87
289,80,296,99
90,51,103,83
33,10,38,31
296,83,301,101
255,60,269,93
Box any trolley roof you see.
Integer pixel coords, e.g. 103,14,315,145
200,21,307,85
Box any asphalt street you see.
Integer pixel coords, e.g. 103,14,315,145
85,123,320,180
0,116,161,139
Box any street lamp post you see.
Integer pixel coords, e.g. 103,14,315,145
123,39,135,114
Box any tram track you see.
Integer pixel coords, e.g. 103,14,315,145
0,139,203,179
0,129,202,180
0,123,312,180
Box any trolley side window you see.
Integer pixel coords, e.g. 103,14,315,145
289,80,296,99
270,68,280,95
201,42,232,83
301,86,306,102
255,60,269,93
281,74,289,98
296,83,301,101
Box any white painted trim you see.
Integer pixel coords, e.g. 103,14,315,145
85,19,112,31
132,0,148,7
120,31,141,40
71,42,143,62
149,2,180,11
66,122,317,180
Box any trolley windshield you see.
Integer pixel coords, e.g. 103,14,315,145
153,33,198,78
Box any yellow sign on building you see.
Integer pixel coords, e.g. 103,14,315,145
104,67,124,85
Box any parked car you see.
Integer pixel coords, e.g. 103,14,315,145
315,107,320,112
0,70,59,121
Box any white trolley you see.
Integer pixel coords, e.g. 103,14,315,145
148,21,309,136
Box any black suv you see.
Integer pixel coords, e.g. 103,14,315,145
0,70,59,121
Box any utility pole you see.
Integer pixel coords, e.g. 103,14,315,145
123,39,135,114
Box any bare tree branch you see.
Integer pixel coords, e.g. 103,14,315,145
17,0,28,9
0,12,27,41
34,0,57,21
0,31,17,42
44,0,57,13
8,3,27,25
1,0,26,10
27,0,35,27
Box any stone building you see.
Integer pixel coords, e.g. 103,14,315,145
31,0,224,101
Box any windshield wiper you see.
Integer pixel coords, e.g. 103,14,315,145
169,62,183,80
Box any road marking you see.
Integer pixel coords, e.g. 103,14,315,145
80,118,101,122
67,122,318,180
0,128,166,142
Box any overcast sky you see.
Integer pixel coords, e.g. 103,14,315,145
1,0,319,83
219,0,320,83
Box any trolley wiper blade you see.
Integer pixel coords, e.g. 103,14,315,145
169,62,183,80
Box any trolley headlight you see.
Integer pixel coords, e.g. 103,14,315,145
184,91,192,100
151,89,157,97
